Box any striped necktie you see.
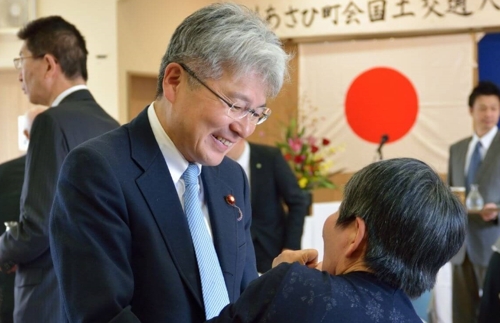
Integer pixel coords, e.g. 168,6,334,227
182,163,229,319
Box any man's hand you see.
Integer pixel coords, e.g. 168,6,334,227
480,203,499,222
272,249,319,269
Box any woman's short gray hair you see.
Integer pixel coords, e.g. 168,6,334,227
156,3,290,98
337,158,466,298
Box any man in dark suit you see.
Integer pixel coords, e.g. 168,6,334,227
448,81,500,323
49,3,289,322
0,106,46,323
227,140,308,273
479,238,500,323
0,156,24,323
0,17,119,323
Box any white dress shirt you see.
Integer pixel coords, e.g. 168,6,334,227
147,103,213,236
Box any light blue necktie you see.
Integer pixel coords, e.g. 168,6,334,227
466,141,482,194
182,163,229,319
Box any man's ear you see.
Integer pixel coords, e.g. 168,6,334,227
43,54,58,79
345,217,367,258
162,63,183,102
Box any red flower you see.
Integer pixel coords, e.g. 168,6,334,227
294,155,306,164
276,116,339,190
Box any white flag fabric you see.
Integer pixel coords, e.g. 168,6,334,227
299,33,474,174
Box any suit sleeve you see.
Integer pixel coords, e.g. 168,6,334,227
0,114,67,264
0,157,25,225
239,166,259,291
208,263,292,323
49,146,140,323
209,263,337,323
273,150,308,250
479,251,500,322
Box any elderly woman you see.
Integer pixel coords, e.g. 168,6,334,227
208,158,466,323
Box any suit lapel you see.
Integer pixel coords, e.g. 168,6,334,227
454,139,470,185
201,166,240,293
477,132,500,184
249,144,259,205
129,108,203,307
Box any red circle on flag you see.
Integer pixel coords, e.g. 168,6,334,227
345,67,418,144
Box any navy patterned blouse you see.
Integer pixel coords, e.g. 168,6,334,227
209,262,422,323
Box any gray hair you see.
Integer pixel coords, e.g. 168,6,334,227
156,3,289,98
337,158,466,298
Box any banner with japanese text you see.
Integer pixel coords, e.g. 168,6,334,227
237,0,500,39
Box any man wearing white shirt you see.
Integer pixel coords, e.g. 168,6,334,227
448,81,500,323
0,16,119,323
48,4,289,322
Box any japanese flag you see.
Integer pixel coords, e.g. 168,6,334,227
298,33,474,174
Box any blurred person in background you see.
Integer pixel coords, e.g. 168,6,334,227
0,16,119,323
227,139,308,273
0,106,46,323
478,237,500,323
447,81,500,323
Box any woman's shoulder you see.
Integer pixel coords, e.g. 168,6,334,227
269,264,421,323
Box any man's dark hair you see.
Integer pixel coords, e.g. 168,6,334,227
18,16,88,81
336,158,466,298
468,81,500,108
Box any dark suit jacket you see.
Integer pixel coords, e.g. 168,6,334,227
248,143,308,273
49,107,258,322
448,133,500,267
479,238,500,323
208,263,422,323
0,89,119,323
0,156,25,323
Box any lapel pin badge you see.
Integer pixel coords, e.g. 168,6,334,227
225,194,243,221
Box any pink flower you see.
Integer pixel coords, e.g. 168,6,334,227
288,137,303,153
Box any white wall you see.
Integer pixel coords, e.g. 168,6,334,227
116,0,213,123
0,32,22,69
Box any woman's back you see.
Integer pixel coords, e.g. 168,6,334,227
211,263,422,323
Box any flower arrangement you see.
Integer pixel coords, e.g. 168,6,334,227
276,116,341,191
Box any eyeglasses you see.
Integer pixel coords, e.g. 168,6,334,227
13,55,43,70
178,63,271,125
